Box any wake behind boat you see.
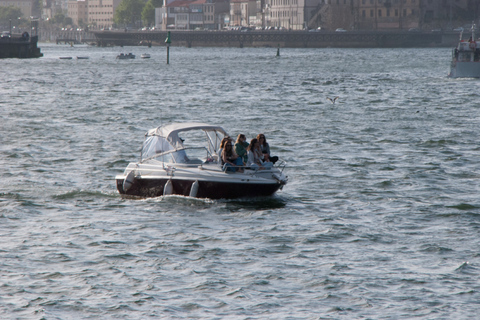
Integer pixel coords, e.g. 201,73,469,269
449,24,480,78
115,122,288,199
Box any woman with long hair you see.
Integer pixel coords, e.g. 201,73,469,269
257,133,278,164
222,140,243,172
234,134,249,164
247,138,273,170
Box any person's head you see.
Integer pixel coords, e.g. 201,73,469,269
257,133,266,146
248,138,259,151
223,140,234,155
220,136,231,149
236,134,246,144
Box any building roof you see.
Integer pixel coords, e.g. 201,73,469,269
166,0,193,7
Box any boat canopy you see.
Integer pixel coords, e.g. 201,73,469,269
140,122,228,162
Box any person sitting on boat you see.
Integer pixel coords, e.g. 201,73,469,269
222,141,243,173
247,138,273,170
217,136,232,163
257,133,278,165
234,134,249,164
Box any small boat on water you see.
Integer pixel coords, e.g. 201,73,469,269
59,56,72,59
116,53,135,59
449,25,480,78
76,56,89,59
115,122,288,199
140,53,151,59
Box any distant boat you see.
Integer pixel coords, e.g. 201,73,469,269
116,53,135,59
59,56,73,59
449,24,480,78
141,53,151,59
76,56,89,59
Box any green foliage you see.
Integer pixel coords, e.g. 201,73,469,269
114,0,147,26
0,6,24,26
141,1,155,26
53,13,66,25
142,0,163,26
151,0,164,7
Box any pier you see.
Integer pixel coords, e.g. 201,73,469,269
92,30,460,48
0,34,43,58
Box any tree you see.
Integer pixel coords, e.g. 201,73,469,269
142,0,163,26
114,0,146,27
0,6,24,26
53,13,66,25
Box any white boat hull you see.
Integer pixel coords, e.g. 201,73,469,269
116,162,287,199
449,61,480,78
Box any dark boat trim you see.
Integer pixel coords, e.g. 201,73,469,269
116,177,282,199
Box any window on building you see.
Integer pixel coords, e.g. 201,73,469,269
378,9,382,17
387,9,390,17
395,9,398,16
370,9,373,17
362,9,365,17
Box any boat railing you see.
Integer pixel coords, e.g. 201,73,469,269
275,160,287,173
220,159,287,173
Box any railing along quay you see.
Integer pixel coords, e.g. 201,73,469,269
92,30,459,48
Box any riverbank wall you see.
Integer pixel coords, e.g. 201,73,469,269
92,30,460,49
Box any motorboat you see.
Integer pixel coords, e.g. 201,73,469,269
115,122,288,199
449,24,480,78
116,53,135,59
140,53,151,59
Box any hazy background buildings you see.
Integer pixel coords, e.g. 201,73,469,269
0,0,479,32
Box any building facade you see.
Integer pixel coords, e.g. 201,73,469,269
67,0,88,26
354,0,422,30
229,0,256,26
87,0,121,29
156,0,229,30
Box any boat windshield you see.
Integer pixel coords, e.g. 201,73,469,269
140,126,226,162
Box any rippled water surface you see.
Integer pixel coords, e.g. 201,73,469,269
2,43,480,319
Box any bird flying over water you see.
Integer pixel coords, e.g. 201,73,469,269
327,96,339,104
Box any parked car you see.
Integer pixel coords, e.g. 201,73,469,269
1,31,11,38
335,28,347,32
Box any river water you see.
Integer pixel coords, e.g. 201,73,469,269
1,43,480,319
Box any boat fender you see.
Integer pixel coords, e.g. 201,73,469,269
272,173,287,184
470,41,476,50
123,170,136,192
163,179,173,195
189,180,199,197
